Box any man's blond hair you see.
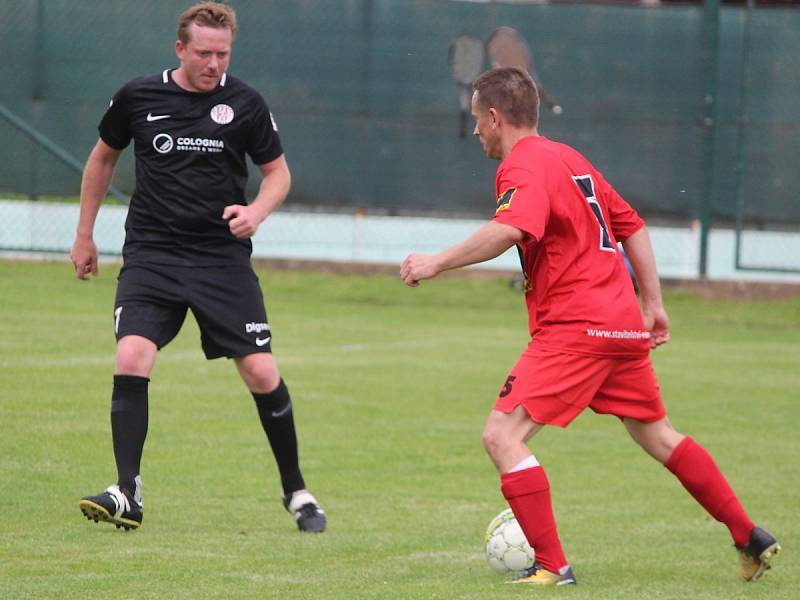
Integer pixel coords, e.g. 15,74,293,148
177,2,237,44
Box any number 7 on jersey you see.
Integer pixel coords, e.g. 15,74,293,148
572,175,615,252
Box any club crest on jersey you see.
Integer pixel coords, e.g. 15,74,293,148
210,103,234,125
496,187,516,214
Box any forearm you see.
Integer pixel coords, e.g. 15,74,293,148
622,226,663,308
76,148,118,238
434,221,523,273
250,166,291,222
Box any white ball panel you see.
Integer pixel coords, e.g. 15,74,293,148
503,521,527,546
504,547,531,572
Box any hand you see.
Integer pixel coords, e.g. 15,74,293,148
70,235,98,280
222,204,264,239
400,253,441,287
642,304,670,349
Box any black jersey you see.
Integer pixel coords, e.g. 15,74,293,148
100,69,284,266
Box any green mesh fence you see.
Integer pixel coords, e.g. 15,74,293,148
0,1,798,243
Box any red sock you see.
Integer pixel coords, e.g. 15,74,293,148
665,437,755,547
500,466,568,573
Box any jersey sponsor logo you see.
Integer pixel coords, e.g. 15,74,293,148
153,133,174,154
152,133,224,154
495,187,516,213
255,336,271,347
210,103,234,125
586,328,650,340
176,137,224,153
245,322,270,334
146,112,171,122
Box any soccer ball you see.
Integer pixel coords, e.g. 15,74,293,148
484,508,535,573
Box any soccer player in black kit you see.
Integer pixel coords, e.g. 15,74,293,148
70,2,326,533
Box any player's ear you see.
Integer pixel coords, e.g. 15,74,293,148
489,108,500,128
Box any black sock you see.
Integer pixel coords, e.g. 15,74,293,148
111,374,149,497
252,379,305,496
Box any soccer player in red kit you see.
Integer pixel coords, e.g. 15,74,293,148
400,67,779,586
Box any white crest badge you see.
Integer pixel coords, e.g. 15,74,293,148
210,103,234,125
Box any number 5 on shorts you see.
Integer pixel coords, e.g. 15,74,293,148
499,375,517,398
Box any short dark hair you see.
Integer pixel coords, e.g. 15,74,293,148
177,2,238,44
473,67,539,128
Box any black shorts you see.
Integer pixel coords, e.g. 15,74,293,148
114,263,272,359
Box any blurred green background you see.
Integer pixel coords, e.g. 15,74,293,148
2,0,799,226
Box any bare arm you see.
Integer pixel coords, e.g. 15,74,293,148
70,139,122,279
400,221,524,287
222,155,291,239
621,226,669,348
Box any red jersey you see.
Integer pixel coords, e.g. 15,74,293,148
492,136,649,357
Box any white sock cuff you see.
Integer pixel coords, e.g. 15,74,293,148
507,454,540,473
287,490,320,513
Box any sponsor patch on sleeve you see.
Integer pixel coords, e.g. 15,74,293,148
495,187,516,214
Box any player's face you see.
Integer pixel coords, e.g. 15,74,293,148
471,92,501,160
175,23,232,93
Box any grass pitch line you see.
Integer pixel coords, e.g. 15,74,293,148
0,350,203,370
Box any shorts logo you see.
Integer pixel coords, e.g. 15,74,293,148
114,306,123,334
496,187,516,214
210,103,234,125
153,133,174,154
255,336,271,347
245,322,270,334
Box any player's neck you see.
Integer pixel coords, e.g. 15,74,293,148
501,128,539,159
171,67,189,90
171,67,213,93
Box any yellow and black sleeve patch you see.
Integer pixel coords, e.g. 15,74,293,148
495,187,516,214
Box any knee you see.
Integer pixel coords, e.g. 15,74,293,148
243,364,281,394
481,425,507,462
236,354,282,393
115,337,156,377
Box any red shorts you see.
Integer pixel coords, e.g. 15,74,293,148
493,346,665,427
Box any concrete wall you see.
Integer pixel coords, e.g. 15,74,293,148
2,200,798,283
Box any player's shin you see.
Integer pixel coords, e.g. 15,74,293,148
110,374,149,497
501,465,569,574
665,436,755,547
252,379,305,495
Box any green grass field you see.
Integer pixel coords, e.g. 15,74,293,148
1,260,797,599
